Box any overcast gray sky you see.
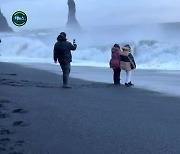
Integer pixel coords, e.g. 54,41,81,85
1,0,180,30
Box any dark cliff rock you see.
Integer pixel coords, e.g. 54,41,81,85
66,0,81,29
0,9,13,32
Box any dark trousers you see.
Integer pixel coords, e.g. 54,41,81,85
113,68,121,84
60,62,71,85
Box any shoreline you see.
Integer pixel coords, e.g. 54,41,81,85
16,62,180,97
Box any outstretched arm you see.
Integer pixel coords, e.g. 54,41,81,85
68,42,77,50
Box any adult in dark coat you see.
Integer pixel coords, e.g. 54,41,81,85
53,32,77,88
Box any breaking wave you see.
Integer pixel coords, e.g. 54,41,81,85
73,39,180,70
0,26,180,70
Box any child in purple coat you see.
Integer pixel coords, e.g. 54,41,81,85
109,44,122,85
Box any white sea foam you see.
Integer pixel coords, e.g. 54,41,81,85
0,28,180,70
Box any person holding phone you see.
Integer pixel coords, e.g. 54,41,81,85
53,32,77,88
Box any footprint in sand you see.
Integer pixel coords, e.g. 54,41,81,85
0,112,9,118
8,74,17,76
0,73,17,76
21,80,29,82
12,109,28,114
0,138,11,146
0,147,6,151
0,138,10,142
14,140,24,147
0,128,13,135
12,121,29,127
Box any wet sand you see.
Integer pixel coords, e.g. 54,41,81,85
21,62,180,97
0,62,180,154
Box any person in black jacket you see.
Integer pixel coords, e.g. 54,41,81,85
53,32,77,88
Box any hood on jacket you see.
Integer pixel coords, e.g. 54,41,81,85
122,44,131,51
57,34,67,42
111,47,120,53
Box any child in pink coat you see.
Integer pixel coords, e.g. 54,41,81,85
109,44,122,85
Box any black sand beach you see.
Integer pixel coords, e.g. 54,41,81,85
0,62,180,154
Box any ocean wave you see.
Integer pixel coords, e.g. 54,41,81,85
0,33,180,70
0,36,51,58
